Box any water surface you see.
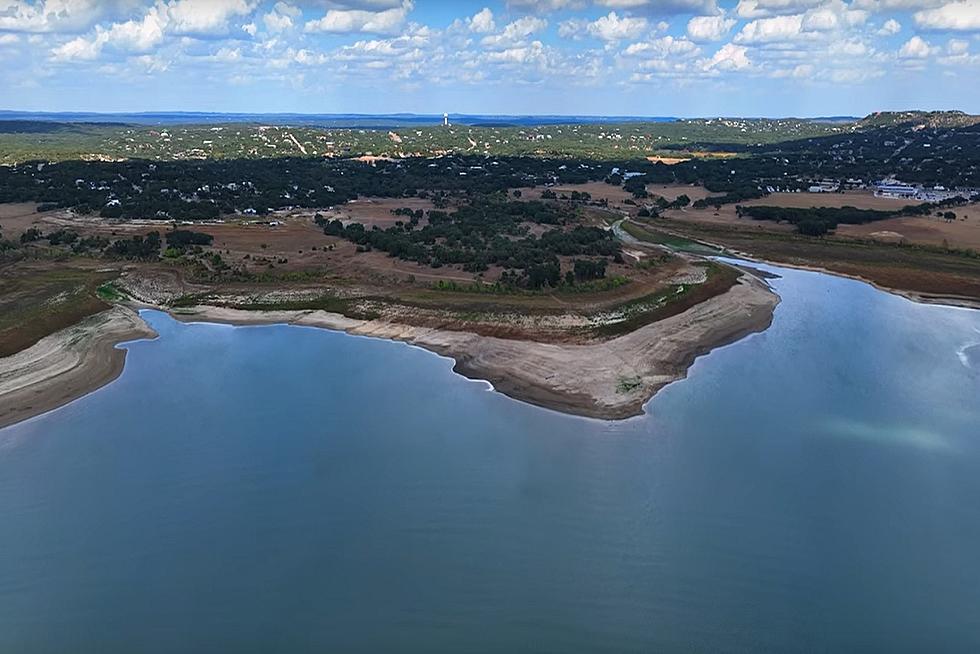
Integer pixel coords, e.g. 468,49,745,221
2,263,979,653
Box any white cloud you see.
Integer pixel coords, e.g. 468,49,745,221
593,11,648,41
877,18,902,34
105,8,167,51
165,0,257,36
485,40,548,65
481,16,548,48
48,0,257,62
506,0,585,11
687,14,736,40
948,37,970,51
914,1,980,31
305,0,413,35
703,42,751,69
852,0,946,11
623,35,700,57
899,34,936,56
595,0,720,15
735,14,806,42
558,18,589,39
701,43,752,72
563,11,648,42
207,46,242,62
735,0,824,18
263,2,300,33
0,0,104,34
467,8,496,34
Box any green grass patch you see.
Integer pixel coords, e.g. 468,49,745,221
623,220,722,254
593,263,739,339
96,282,125,302
617,376,643,393
225,295,381,321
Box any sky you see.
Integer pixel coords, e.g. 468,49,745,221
1,0,980,117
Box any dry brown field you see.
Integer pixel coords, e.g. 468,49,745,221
323,196,439,229
839,212,980,250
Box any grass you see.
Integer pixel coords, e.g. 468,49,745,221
622,220,722,254
664,221,980,300
96,282,125,302
593,263,740,339
222,295,381,321
0,263,116,357
617,376,643,393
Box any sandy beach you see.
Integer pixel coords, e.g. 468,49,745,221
0,306,157,429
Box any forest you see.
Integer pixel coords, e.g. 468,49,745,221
737,195,976,235
320,197,622,289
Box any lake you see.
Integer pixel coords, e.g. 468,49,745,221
2,262,979,653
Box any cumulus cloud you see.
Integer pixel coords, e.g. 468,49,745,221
851,0,946,11
687,14,737,40
735,0,825,18
263,2,300,33
481,16,548,48
623,34,700,57
595,0,720,15
914,1,980,31
560,11,648,41
948,36,970,51
899,34,936,55
735,14,807,42
467,8,496,34
166,0,257,36
21,0,980,105
703,42,751,69
877,18,903,34
506,0,584,10
510,0,718,14
305,0,414,35
0,0,105,34
49,0,257,62
52,6,167,61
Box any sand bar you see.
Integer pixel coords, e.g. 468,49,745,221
0,307,157,429
170,273,779,420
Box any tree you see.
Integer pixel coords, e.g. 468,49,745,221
671,194,691,209
20,227,42,244
796,219,829,236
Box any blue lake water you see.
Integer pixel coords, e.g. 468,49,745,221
2,262,980,653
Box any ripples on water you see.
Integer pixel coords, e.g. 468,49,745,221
1,263,979,653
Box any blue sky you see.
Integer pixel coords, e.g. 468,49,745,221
1,0,979,117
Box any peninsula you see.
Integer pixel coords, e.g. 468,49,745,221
3,111,980,427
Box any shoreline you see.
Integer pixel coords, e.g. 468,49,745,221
0,272,778,429
721,251,980,310
0,306,158,429
5,253,980,429
641,223,980,311
170,272,780,420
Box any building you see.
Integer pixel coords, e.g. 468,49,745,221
808,179,840,193
875,181,919,199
